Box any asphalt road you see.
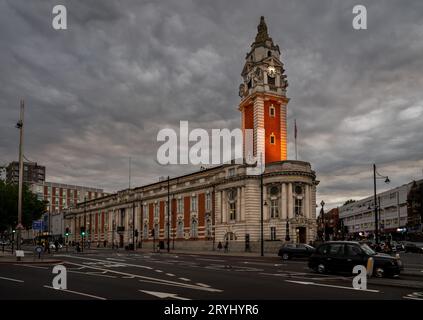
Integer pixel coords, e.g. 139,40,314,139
1,250,423,300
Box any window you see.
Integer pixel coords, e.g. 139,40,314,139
295,198,303,216
206,193,211,211
346,244,362,256
191,196,197,212
143,224,148,239
270,199,279,218
268,76,275,86
228,168,235,177
229,202,236,220
178,198,184,213
177,221,184,238
267,50,272,57
270,227,276,240
328,244,344,256
269,105,275,117
143,204,147,219
205,218,212,239
191,219,198,238
154,204,159,218
154,224,159,239
164,201,168,215
270,133,275,144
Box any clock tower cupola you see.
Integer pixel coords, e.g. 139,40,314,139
239,16,289,164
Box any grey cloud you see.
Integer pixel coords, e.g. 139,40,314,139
0,0,422,207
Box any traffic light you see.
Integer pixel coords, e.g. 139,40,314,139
65,227,69,237
80,227,86,237
12,229,16,234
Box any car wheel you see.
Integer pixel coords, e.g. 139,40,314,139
374,267,384,278
282,253,290,260
317,263,326,274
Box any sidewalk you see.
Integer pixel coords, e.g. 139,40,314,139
0,250,63,264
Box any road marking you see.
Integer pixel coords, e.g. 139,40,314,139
166,273,175,277
155,270,163,273
403,292,423,300
197,258,225,262
196,283,211,288
242,261,284,267
140,290,191,300
43,285,107,300
58,255,153,270
15,264,49,270
106,258,126,262
64,261,222,292
68,270,117,278
0,276,24,283
179,277,191,282
285,280,380,293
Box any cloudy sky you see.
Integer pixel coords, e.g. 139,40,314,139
1,0,422,210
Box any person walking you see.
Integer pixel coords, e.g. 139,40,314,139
224,241,229,253
217,241,223,251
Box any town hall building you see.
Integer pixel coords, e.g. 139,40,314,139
65,17,319,252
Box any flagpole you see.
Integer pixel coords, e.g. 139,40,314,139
294,119,298,160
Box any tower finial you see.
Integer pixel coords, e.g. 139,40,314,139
255,16,269,43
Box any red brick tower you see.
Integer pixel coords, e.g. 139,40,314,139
239,16,289,164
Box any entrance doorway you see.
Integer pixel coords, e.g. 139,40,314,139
296,227,306,243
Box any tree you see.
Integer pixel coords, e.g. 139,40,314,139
343,199,356,206
0,181,47,232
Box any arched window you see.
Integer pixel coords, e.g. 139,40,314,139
191,219,198,238
270,133,276,144
227,189,237,221
268,50,272,57
143,224,148,239
269,105,275,117
177,220,184,238
205,217,212,239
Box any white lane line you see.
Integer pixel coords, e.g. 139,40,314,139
43,285,107,300
196,283,211,288
155,270,163,273
0,276,24,283
140,290,191,300
106,258,126,262
178,277,191,282
243,261,284,267
14,264,49,270
404,296,423,301
285,280,380,293
64,261,222,292
165,273,175,277
197,258,225,262
68,270,117,279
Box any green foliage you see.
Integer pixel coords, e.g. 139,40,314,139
0,181,47,231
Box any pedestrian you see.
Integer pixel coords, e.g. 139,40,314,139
217,241,223,251
76,242,81,253
54,240,59,252
224,241,229,253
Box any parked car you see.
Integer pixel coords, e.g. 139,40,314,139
49,243,63,250
404,242,423,253
278,243,315,260
308,241,403,278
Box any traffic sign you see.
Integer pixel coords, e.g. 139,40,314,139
32,220,44,231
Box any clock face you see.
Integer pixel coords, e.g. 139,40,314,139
267,66,276,78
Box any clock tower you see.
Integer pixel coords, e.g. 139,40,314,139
239,16,289,164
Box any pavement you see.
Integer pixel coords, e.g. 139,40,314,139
0,247,422,300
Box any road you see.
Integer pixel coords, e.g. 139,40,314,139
1,249,423,300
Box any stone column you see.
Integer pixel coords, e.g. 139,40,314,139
287,183,293,219
240,187,245,222
304,185,310,218
281,183,287,219
236,187,241,222
263,184,268,221
222,191,227,223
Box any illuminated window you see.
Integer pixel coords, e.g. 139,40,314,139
269,105,275,117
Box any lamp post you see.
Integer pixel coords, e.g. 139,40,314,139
320,200,325,241
132,197,136,250
260,153,264,257
285,220,290,242
373,164,390,245
167,176,170,253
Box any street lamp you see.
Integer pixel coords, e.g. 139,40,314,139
320,200,325,241
260,153,264,257
285,220,290,242
373,164,390,245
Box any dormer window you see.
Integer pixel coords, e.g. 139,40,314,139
269,105,275,117
270,133,275,144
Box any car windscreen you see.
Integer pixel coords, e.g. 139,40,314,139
360,243,376,256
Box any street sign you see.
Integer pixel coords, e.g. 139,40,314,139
32,220,44,231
